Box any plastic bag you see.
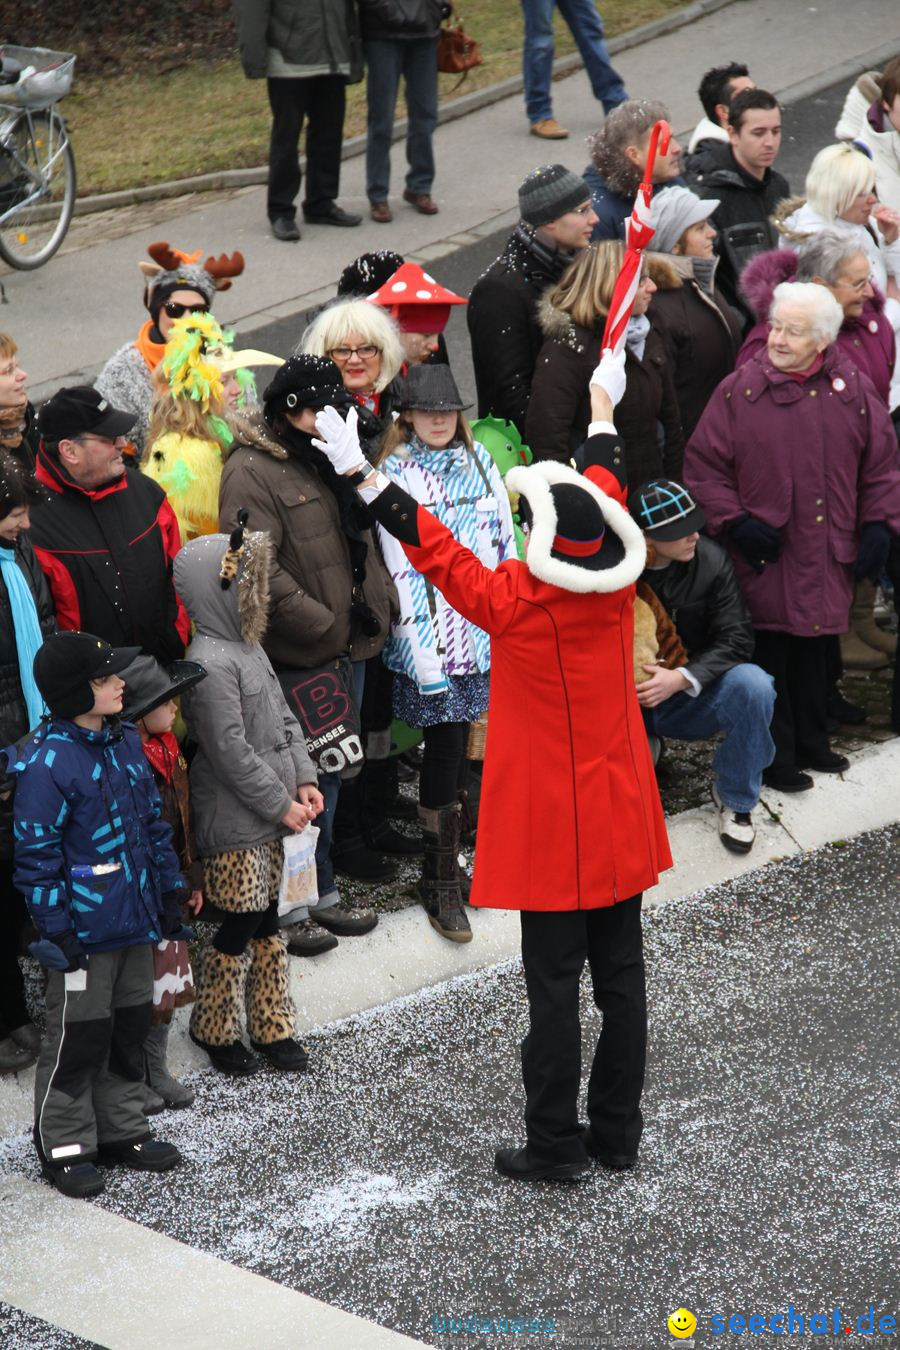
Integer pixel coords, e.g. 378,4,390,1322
277,824,320,922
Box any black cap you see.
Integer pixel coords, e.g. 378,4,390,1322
34,632,141,720
120,655,207,723
263,355,352,418
36,387,136,443
630,479,706,541
398,364,470,412
337,250,404,296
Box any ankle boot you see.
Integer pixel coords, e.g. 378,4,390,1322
851,578,897,656
331,777,400,882
416,802,472,943
144,1022,195,1109
360,759,423,855
839,624,889,670
189,948,258,1075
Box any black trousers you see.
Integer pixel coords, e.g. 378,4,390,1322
419,721,469,809
519,894,646,1164
214,901,280,956
0,857,30,1038
266,75,347,218
753,629,830,769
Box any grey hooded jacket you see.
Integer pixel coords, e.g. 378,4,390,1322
173,531,317,858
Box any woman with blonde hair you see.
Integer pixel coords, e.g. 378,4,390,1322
0,333,37,470
527,240,684,486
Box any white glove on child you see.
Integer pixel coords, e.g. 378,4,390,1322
312,405,368,475
589,347,627,410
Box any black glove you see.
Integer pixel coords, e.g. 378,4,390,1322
28,930,88,973
160,886,189,939
729,515,781,574
855,521,891,583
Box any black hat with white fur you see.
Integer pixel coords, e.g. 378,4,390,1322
506,462,646,593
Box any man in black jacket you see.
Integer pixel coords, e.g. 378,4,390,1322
30,388,188,666
632,478,776,853
689,89,790,324
467,164,597,432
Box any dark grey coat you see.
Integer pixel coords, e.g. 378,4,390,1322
232,0,363,81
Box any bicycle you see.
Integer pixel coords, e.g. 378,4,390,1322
0,44,77,270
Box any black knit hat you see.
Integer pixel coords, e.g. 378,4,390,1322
630,479,706,541
34,632,141,721
36,387,136,442
337,251,404,296
120,654,207,723
263,355,352,419
398,364,470,412
518,164,591,226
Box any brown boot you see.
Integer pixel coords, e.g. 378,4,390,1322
850,579,897,656
416,803,472,943
839,626,890,669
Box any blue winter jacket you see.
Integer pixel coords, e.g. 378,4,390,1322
7,718,185,952
583,166,684,242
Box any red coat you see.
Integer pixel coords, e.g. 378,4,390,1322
383,460,672,912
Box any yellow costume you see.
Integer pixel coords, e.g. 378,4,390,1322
142,431,224,543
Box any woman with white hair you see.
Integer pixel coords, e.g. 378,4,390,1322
684,280,900,792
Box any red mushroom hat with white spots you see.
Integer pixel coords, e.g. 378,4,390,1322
367,262,467,334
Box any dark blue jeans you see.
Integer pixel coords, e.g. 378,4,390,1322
521,0,627,122
644,664,775,813
364,38,438,201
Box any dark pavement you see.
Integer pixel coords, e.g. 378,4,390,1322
2,826,897,1348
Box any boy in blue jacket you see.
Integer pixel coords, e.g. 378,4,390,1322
8,631,188,1199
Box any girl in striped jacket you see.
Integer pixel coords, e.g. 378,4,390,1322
373,365,515,944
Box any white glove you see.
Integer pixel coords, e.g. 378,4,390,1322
589,348,627,410
312,405,368,475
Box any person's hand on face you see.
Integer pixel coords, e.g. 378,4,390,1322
872,204,900,244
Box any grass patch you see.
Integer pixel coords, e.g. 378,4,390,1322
61,0,694,196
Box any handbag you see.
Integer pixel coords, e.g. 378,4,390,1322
437,3,482,83
277,657,364,775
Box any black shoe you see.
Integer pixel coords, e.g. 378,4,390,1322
99,1137,182,1172
302,202,362,227
762,766,814,793
270,215,300,241
581,1128,637,1170
332,842,399,884
251,1037,309,1072
826,690,867,725
189,1031,260,1076
494,1146,588,1182
285,917,339,957
313,902,378,936
41,1159,105,1198
797,751,850,774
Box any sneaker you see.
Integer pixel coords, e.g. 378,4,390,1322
189,1031,260,1076
314,903,378,937
529,118,570,140
250,1037,309,1072
41,1159,104,1198
711,785,755,853
99,1137,182,1172
285,917,339,957
494,1146,588,1182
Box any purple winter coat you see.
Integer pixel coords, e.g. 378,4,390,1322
737,248,896,406
683,346,900,636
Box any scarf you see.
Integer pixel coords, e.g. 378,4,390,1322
625,314,651,361
134,319,168,373
141,729,180,784
512,221,577,283
0,544,45,729
0,404,27,452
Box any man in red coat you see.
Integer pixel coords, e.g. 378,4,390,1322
313,352,672,1181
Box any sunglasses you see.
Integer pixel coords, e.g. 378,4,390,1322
163,301,209,319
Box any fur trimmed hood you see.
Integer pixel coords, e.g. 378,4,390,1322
173,529,273,647
506,461,646,594
226,409,289,463
740,245,888,321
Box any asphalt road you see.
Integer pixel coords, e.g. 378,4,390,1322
2,825,897,1349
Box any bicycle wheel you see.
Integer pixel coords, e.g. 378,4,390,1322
0,108,76,269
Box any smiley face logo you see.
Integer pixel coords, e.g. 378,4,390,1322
668,1308,697,1338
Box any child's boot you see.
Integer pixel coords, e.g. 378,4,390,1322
416,802,472,943
189,947,259,1076
247,933,309,1071
144,1022,195,1108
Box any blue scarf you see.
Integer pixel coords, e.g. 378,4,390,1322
0,547,45,729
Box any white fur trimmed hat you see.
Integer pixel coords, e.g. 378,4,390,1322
506,461,646,594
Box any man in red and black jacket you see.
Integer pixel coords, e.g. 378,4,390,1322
30,388,188,665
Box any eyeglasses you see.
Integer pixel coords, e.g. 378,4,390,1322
329,344,380,361
163,301,209,319
835,275,870,294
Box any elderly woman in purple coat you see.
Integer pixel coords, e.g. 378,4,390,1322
684,280,900,792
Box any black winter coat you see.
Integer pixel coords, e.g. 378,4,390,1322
467,226,573,433
690,143,790,322
359,0,444,41
0,535,56,856
527,300,685,490
647,255,742,439
641,536,754,689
